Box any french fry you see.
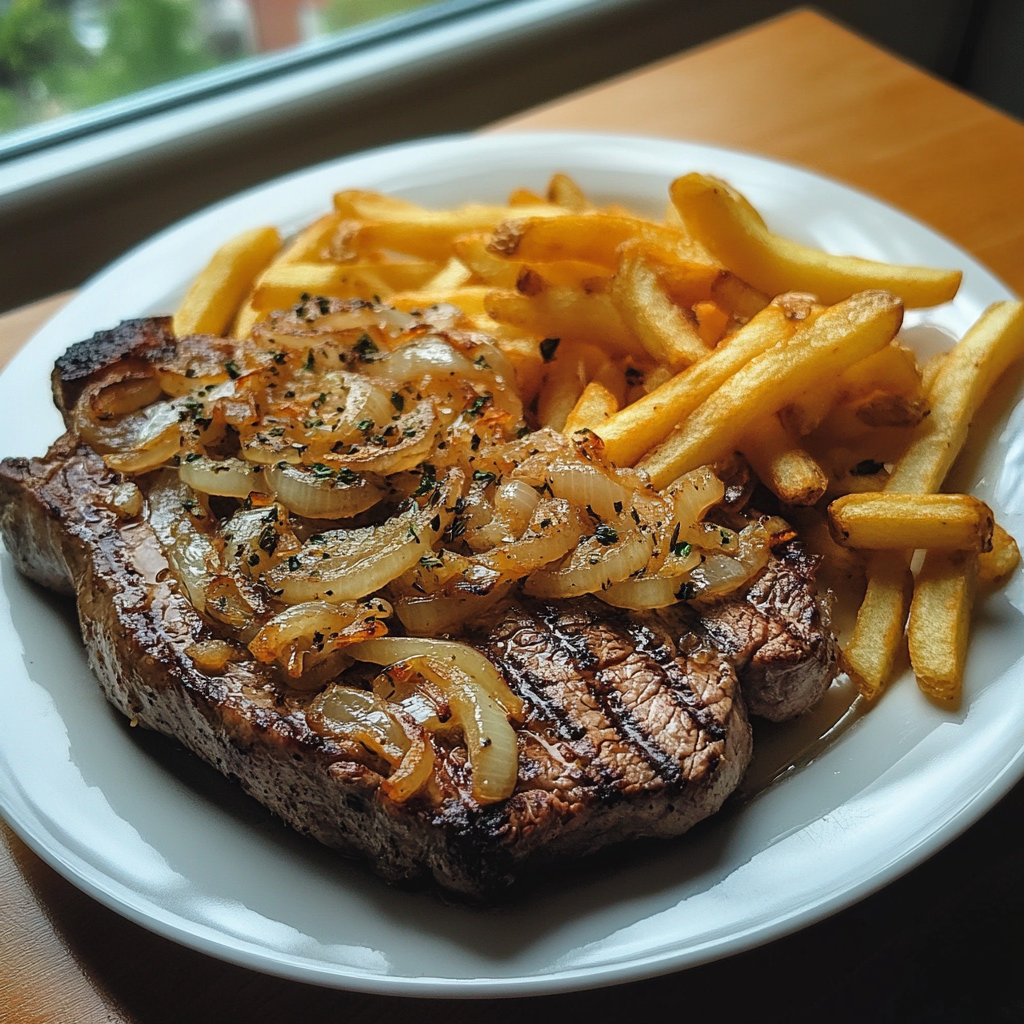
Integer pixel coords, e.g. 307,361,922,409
709,271,770,322
670,173,962,307
564,381,619,435
250,260,438,311
842,551,914,700
692,300,730,346
979,523,1021,583
488,214,711,270
594,295,811,467
484,286,644,359
486,330,545,404
332,189,423,220
452,235,521,287
887,301,1024,493
546,172,589,211
612,244,710,368
740,415,828,505
422,257,473,292
828,493,994,551
174,226,281,337
347,204,563,261
639,291,904,488
391,286,491,317
508,187,547,207
536,345,587,431
845,300,1024,699
907,549,978,705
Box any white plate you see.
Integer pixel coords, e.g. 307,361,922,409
1,132,1022,998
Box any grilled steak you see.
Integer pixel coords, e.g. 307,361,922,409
0,318,838,897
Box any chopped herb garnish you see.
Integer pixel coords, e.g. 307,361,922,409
287,556,300,571
677,582,696,601
304,350,315,371
402,427,418,438
309,463,335,480
355,419,374,433
389,391,405,412
467,393,491,418
247,552,261,567
224,359,242,379
407,525,420,543
594,523,619,546
672,541,692,559
284,390,295,398
312,392,327,408
411,464,437,497
429,514,441,532
336,467,358,485
539,337,560,362
473,470,496,484
474,354,490,369
353,334,379,360
720,529,731,546
184,452,202,463
273,351,287,365
470,433,481,451
419,555,444,569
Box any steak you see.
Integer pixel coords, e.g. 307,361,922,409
0,319,838,897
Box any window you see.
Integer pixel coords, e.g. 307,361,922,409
0,0,439,141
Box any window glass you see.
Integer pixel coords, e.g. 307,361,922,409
0,0,436,137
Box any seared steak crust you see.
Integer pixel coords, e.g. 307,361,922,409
0,442,753,897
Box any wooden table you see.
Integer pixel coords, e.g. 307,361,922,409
2,10,1023,1022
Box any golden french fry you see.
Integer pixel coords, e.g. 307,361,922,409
391,286,490,317
231,302,262,340
488,214,710,270
537,345,587,431
709,272,770,322
546,172,589,211
887,301,1024,493
422,257,472,292
250,260,438,311
842,550,914,700
828,493,994,551
670,173,962,307
611,244,710,369
979,523,1021,583
640,291,903,488
487,331,545,404
920,351,947,395
692,300,730,346
740,415,827,505
509,187,547,207
332,189,423,219
452,235,521,287
484,286,644,359
348,204,562,261
908,549,978,705
594,295,811,467
174,226,281,337
564,381,619,435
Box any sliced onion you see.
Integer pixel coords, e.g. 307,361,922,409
494,478,540,531
266,469,460,603
320,401,438,476
78,396,182,465
185,639,243,674
248,599,390,680
411,656,518,804
597,575,681,610
147,474,254,627
687,522,771,599
265,463,384,519
542,459,634,520
307,685,409,762
524,521,654,599
180,456,265,498
363,336,475,383
473,498,585,578
669,465,725,532
379,713,435,803
346,635,524,720
391,583,513,637
220,502,299,577
87,375,163,419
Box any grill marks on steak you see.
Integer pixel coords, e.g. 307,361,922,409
472,599,746,803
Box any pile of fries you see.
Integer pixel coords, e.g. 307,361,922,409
174,171,1024,708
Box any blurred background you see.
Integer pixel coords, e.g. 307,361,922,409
0,0,1020,311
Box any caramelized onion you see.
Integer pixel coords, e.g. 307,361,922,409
474,498,585,578
265,463,384,519
345,635,524,720
524,520,654,599
307,685,408,762
266,470,460,603
597,575,680,610
248,599,389,680
180,456,265,498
